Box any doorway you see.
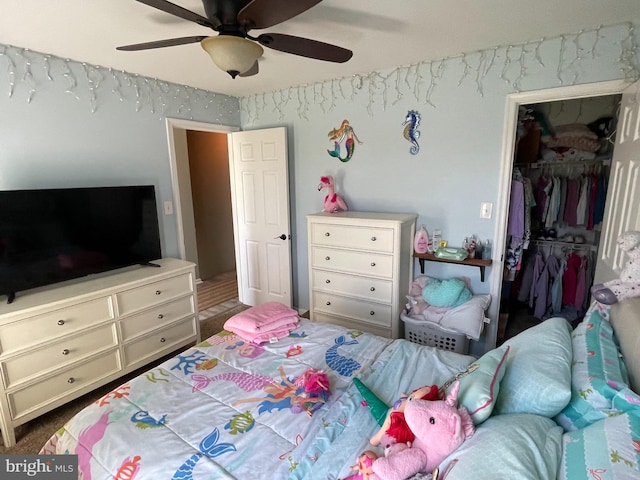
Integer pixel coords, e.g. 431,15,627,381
165,118,240,314
489,80,628,350
165,119,293,311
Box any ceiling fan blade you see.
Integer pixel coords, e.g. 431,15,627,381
135,0,219,29
116,36,207,51
239,61,259,77
238,0,322,30
256,33,352,63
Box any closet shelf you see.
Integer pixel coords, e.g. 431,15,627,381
515,157,611,169
413,252,492,282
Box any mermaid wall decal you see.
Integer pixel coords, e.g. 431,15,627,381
327,119,363,162
403,110,421,155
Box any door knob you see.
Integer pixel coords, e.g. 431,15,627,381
274,234,288,240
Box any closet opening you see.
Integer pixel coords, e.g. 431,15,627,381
499,94,621,344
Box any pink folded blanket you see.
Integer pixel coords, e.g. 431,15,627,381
226,323,297,345
224,302,299,333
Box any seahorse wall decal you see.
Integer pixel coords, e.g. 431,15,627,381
325,336,361,377
171,428,236,480
402,110,421,155
327,119,363,162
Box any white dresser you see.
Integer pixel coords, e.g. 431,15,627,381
0,258,198,447
307,212,417,338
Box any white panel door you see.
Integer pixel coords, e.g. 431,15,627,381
594,84,640,285
229,127,292,307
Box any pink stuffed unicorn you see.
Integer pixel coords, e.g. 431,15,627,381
318,175,348,213
370,381,474,480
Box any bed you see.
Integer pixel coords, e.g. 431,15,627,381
40,298,640,480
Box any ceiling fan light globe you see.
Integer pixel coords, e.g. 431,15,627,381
200,36,263,78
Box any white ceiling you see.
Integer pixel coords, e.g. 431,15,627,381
2,0,640,98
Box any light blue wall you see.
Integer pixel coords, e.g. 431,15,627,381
0,46,240,258
1,24,638,339
240,24,639,316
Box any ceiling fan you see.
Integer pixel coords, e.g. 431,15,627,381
117,0,353,78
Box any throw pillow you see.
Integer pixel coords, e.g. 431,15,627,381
493,316,572,417
558,410,640,480
422,277,472,308
555,308,634,431
446,344,510,425
440,413,563,480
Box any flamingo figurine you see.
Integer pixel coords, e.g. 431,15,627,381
318,175,348,213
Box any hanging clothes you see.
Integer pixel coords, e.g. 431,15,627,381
562,253,581,306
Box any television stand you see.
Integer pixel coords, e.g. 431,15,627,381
0,258,199,448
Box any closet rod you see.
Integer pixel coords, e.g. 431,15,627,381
530,239,597,252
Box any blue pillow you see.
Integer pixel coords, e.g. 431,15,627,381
493,316,572,417
440,413,563,480
558,410,640,480
422,277,472,308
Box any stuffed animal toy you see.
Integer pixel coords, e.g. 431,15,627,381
294,368,331,416
369,384,440,447
370,381,474,480
318,175,348,213
591,230,640,305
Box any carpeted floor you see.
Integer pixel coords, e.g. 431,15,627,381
0,303,248,455
197,272,238,311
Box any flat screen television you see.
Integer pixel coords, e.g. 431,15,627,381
0,185,162,303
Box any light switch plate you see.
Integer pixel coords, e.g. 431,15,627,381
480,202,493,219
164,201,174,215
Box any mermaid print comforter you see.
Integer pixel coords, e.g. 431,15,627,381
40,319,474,479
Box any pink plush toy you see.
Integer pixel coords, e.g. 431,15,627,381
370,381,474,480
318,175,348,213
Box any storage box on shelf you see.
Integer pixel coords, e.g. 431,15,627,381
0,258,198,448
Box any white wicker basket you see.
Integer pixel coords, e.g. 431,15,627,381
401,312,469,354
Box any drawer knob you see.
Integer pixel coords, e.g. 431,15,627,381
160,337,166,343
67,377,75,384
326,301,331,306
371,236,377,241
370,311,375,316
158,314,164,319
325,256,330,261
62,349,70,355
324,232,330,237
325,279,330,284
57,320,65,326
370,287,375,291
370,262,376,267
155,290,162,295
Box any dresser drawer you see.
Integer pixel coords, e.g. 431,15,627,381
2,324,117,389
123,317,197,367
311,269,392,303
120,296,195,341
313,292,392,327
116,273,194,316
312,312,393,338
312,247,393,278
311,223,394,252
0,297,114,355
8,349,121,420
